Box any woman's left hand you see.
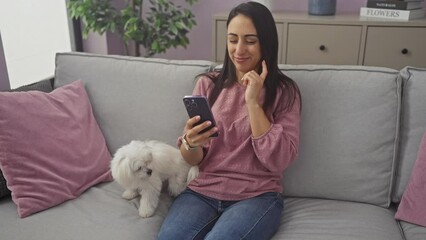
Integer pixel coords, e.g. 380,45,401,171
241,60,268,105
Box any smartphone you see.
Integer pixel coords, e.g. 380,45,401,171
183,95,219,137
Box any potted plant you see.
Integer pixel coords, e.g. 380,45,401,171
68,0,198,57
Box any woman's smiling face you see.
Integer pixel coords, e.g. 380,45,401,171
227,14,262,81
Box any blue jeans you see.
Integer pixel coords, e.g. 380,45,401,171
157,188,283,240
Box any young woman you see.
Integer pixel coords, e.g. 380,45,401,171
158,2,301,239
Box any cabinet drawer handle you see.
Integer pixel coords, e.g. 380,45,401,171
401,48,408,54
319,45,326,51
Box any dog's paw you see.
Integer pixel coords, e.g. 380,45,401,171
122,190,139,200
139,206,155,218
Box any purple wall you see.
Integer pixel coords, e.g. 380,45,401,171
155,0,370,60
83,0,425,61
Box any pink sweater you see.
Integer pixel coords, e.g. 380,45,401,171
187,76,300,201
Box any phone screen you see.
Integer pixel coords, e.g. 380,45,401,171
183,95,218,137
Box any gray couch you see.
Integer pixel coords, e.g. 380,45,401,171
1,52,425,240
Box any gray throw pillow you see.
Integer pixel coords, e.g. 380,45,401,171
0,171,9,198
0,78,53,199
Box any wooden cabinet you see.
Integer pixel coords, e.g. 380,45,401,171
212,13,426,69
286,24,362,65
213,19,227,63
364,27,426,69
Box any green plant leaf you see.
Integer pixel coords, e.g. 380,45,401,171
175,21,186,30
170,24,178,35
67,0,199,56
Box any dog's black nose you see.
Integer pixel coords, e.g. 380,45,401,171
146,169,152,176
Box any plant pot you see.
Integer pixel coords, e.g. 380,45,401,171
308,0,336,16
252,0,273,11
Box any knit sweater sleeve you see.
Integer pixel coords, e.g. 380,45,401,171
251,93,301,173
192,75,214,97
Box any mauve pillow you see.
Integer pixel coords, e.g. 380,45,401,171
0,80,112,218
395,129,426,227
0,78,54,199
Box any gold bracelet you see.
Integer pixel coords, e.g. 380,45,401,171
182,133,199,151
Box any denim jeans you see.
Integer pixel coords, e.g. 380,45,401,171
157,188,283,240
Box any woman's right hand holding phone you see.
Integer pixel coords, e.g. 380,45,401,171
180,116,218,166
184,115,218,148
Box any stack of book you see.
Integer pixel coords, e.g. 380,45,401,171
360,0,426,20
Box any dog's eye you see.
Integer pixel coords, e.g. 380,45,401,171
136,166,142,172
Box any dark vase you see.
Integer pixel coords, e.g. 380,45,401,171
308,0,337,16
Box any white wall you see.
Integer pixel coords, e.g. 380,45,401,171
0,0,72,88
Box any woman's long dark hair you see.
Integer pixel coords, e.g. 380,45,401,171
204,1,300,116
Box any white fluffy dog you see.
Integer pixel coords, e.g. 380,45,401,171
111,140,198,218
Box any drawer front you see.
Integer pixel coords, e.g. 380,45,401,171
364,27,426,69
214,20,283,63
214,20,227,62
286,24,362,65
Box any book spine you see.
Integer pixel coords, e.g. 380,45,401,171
360,7,411,19
367,1,408,10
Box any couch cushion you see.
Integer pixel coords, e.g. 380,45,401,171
0,182,171,240
273,198,403,240
393,67,426,203
0,171,9,199
0,80,112,217
9,78,53,93
399,221,426,240
280,65,401,207
54,52,214,154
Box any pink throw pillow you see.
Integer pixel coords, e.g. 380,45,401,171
0,80,112,218
395,129,426,227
